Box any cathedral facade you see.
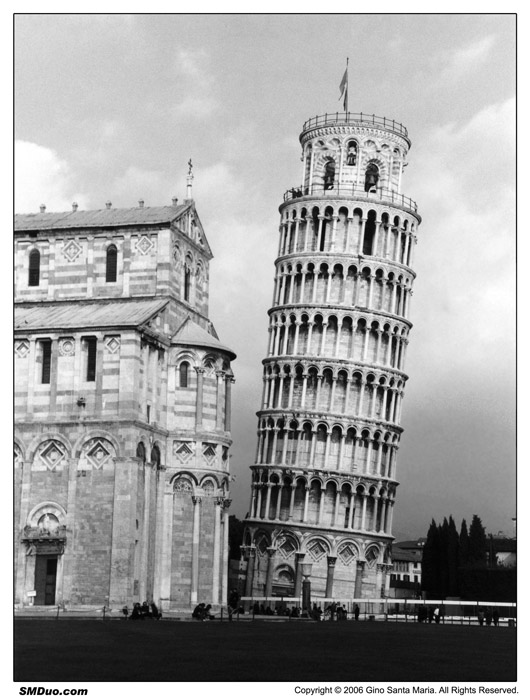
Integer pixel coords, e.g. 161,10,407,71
14,180,235,612
242,112,421,603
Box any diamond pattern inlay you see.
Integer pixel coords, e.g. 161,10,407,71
15,340,29,358
40,441,65,470
175,442,194,464
136,235,154,255
63,239,83,262
86,440,111,469
279,539,296,558
338,544,356,566
105,337,121,354
307,541,327,561
203,443,216,465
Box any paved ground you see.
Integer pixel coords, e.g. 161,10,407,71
14,618,516,682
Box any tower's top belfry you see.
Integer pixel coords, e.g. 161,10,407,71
285,112,418,218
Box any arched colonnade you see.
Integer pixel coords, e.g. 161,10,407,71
278,206,417,265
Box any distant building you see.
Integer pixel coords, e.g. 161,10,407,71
488,536,516,568
14,177,236,612
389,539,425,598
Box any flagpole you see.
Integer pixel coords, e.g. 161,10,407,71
345,57,349,114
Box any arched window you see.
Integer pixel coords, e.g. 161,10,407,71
184,266,191,301
106,245,117,283
136,442,146,464
150,444,161,467
179,361,189,387
346,140,357,166
364,163,379,192
324,161,335,190
84,337,97,381
363,211,377,255
28,249,40,287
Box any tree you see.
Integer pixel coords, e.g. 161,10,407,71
228,515,245,561
446,516,460,596
421,514,514,601
421,519,440,596
459,518,469,567
468,514,487,568
438,518,450,597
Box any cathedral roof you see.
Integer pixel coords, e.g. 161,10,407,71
14,205,189,231
14,298,168,332
172,317,236,360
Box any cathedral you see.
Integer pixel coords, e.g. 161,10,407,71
14,170,236,612
241,110,421,603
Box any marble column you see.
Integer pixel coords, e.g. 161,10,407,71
325,556,337,598
265,547,277,597
294,552,305,598
211,497,223,605
190,496,202,604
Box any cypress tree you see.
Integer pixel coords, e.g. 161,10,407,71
468,514,487,568
459,518,469,567
438,518,450,598
421,519,440,596
447,516,460,596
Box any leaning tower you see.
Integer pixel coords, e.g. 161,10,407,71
242,111,421,604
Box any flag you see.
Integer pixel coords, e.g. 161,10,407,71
339,65,348,112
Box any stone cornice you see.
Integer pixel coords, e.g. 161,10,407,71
261,356,410,382
274,252,417,279
300,124,410,150
255,408,405,435
267,304,413,329
279,192,421,223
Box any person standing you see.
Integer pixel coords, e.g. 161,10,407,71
492,608,499,626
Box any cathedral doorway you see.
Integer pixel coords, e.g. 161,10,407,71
34,555,58,605
272,566,295,598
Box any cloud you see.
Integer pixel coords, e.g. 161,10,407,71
171,95,218,120
394,96,516,537
406,97,515,381
172,48,218,120
441,34,497,81
174,48,210,82
110,166,170,207
15,140,85,213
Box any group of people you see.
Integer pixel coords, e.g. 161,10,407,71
247,601,361,621
191,603,215,621
322,602,361,621
478,608,500,626
122,601,161,620
416,605,501,626
227,589,242,620
288,188,304,199
252,602,292,616
417,605,442,623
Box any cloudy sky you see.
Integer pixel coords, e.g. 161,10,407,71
14,14,516,541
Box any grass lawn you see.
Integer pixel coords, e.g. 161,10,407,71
14,619,516,682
